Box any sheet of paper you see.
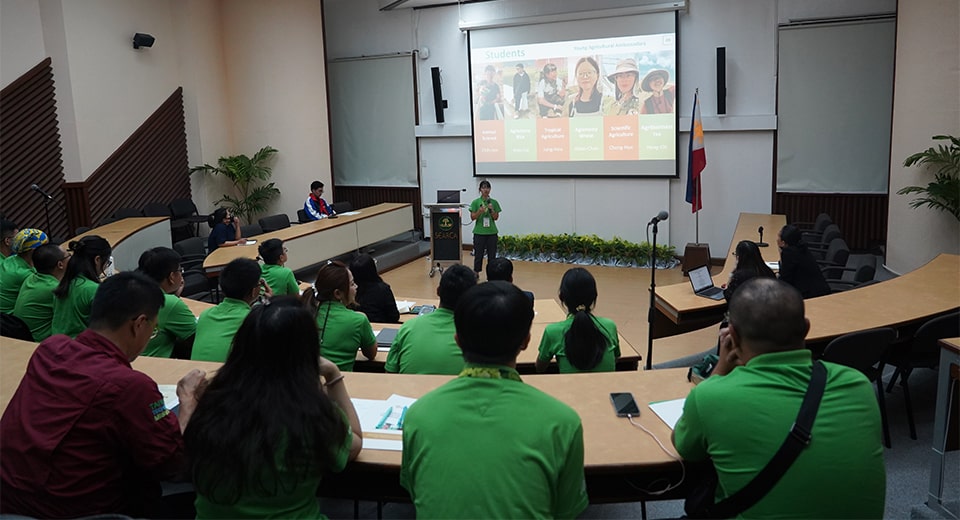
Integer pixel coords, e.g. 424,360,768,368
765,261,780,270
395,300,416,314
362,438,403,451
338,211,361,216
157,384,179,411
377,346,391,352
351,398,403,435
648,398,686,430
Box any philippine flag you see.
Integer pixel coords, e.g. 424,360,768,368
685,92,706,213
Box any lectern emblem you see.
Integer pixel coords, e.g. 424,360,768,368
438,216,454,231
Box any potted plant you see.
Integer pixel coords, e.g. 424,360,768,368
897,135,959,221
190,146,280,222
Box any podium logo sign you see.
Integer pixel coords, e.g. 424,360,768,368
438,216,454,231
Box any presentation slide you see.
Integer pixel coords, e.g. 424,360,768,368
469,29,676,178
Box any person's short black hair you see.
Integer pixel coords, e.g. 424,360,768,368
310,181,324,191
137,247,182,283
258,238,284,265
455,281,534,364
486,257,513,282
728,277,807,353
780,224,803,247
89,271,164,330
209,207,229,228
438,264,477,309
220,258,262,300
479,179,491,190
0,218,18,239
33,243,64,275
350,253,381,284
516,63,524,69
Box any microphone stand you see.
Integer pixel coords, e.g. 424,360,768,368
646,219,659,370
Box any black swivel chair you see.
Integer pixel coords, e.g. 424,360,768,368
240,224,263,238
169,198,208,238
113,207,143,219
173,237,207,272
297,209,311,223
258,214,291,233
796,213,833,241
821,327,897,448
885,312,960,440
331,201,353,214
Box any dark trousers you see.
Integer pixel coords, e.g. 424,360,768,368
473,234,498,273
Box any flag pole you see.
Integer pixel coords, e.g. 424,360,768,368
694,88,700,244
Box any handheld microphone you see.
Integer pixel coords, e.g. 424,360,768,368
30,184,54,201
757,225,769,247
648,210,669,226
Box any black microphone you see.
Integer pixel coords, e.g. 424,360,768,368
757,225,769,247
648,210,669,226
30,184,54,201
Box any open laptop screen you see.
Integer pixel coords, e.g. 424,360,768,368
437,190,460,204
688,265,715,293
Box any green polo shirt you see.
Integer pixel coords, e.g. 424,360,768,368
316,301,376,372
12,272,59,341
142,293,197,358
468,197,502,235
400,364,588,519
261,263,299,296
192,298,251,362
673,349,886,518
51,276,100,338
384,307,463,375
0,255,36,313
537,314,621,373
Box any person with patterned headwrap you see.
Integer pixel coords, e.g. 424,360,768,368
0,228,49,313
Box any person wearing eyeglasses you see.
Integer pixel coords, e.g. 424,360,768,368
136,247,197,358
568,56,606,117
1,272,206,518
258,238,299,296
11,243,69,342
51,235,113,338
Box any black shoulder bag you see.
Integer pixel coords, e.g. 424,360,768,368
685,361,828,519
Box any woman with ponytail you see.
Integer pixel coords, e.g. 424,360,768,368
51,235,113,337
536,267,620,373
300,260,377,371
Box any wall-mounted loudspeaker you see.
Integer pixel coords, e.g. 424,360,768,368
133,33,155,49
716,47,726,115
431,66,448,124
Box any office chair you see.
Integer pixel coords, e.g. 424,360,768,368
113,207,143,219
796,212,833,240
807,225,842,258
169,198,208,237
331,201,353,214
816,238,851,277
258,214,291,233
74,226,92,236
297,209,311,224
97,215,119,227
826,263,876,293
821,327,897,448
173,237,207,272
143,202,172,217
885,312,960,440
0,313,34,341
240,224,263,238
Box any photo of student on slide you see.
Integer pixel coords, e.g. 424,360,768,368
605,58,642,116
537,62,566,118
476,65,503,121
640,68,676,114
567,57,608,117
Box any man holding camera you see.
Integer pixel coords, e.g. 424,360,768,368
207,207,245,252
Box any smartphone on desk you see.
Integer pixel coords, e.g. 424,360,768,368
610,392,640,417
410,305,436,315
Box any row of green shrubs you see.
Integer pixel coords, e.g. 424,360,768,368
497,233,678,269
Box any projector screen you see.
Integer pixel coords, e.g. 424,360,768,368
468,12,678,178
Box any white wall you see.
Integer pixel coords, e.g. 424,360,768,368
885,0,960,273
0,0,46,86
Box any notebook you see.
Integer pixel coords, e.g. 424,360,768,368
688,265,725,300
376,328,399,348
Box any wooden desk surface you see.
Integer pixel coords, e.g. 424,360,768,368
655,213,786,324
203,203,411,271
939,337,960,356
71,217,169,246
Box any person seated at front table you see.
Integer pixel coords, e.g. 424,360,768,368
0,228,49,313
485,257,535,301
672,278,885,518
536,267,620,373
723,240,776,302
385,264,476,375
777,224,830,299
184,297,362,518
137,247,197,358
51,235,112,338
207,207,245,252
301,260,376,372
400,281,589,518
13,243,69,341
192,258,269,362
349,253,400,323
304,180,334,220
0,272,205,518
258,238,299,296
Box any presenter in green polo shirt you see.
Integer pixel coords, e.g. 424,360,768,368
301,260,376,371
137,247,197,358
468,179,501,275
258,239,299,296
400,281,588,518
51,235,111,338
0,228,49,313
13,243,69,341
192,258,268,362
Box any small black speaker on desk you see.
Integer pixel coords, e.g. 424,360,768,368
431,67,448,124
716,47,726,115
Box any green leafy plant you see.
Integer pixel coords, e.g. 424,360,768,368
497,233,677,269
897,135,960,221
190,146,280,222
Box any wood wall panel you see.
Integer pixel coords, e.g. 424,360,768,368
0,58,68,239
333,186,423,232
773,193,888,252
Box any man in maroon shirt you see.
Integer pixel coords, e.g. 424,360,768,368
0,272,206,518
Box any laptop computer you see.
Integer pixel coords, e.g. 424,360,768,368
376,328,399,349
688,265,725,300
437,190,460,204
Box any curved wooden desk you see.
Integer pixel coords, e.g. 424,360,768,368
72,217,171,273
202,203,413,273
653,213,786,336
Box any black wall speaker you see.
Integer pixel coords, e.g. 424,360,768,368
716,47,726,115
431,66,447,124
133,33,155,50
